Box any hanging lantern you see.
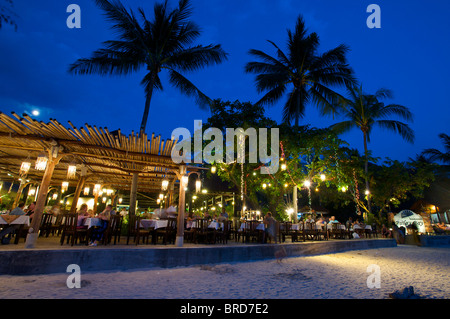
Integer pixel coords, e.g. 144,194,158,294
161,179,169,191
106,189,114,196
118,197,123,204
181,175,189,187
61,181,69,193
102,197,107,203
28,187,36,196
93,184,101,196
211,166,217,174
19,162,31,176
35,153,48,171
52,193,58,200
83,186,90,196
281,163,287,171
67,164,77,179
195,180,201,193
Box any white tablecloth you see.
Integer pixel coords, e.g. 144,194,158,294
327,224,346,230
0,215,30,226
208,221,223,230
353,225,372,231
140,219,168,230
239,222,265,231
84,218,103,229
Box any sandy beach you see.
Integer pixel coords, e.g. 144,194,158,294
0,245,448,299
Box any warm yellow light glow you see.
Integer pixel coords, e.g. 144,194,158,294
52,193,58,200
281,163,287,170
195,180,201,193
67,165,77,179
28,187,36,196
341,186,347,192
159,194,164,200
201,189,207,194
284,183,288,188
162,179,169,191
19,162,31,176
93,184,101,196
211,166,217,174
61,181,69,193
181,175,189,186
83,187,90,196
118,197,123,204
35,154,48,171
320,174,326,181
262,183,267,189
102,197,107,203
303,180,311,188
365,190,370,195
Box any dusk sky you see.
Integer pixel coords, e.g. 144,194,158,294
0,0,449,163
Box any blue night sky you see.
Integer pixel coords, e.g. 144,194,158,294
0,0,449,163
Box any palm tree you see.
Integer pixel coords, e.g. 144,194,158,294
244,15,356,127
69,0,228,133
421,133,450,164
245,15,355,222
330,84,415,215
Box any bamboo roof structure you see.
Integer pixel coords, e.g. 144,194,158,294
0,112,199,193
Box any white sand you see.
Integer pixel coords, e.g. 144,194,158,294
0,246,448,299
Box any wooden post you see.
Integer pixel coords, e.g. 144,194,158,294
129,172,139,216
12,181,27,208
70,175,86,214
24,155,62,248
175,165,187,247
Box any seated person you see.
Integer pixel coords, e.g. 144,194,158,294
0,203,26,243
381,224,391,238
328,216,339,224
263,212,277,243
89,206,112,246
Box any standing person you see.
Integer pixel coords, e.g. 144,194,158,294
0,203,26,244
264,212,278,244
88,205,112,246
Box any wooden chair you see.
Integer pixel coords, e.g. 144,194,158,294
329,223,344,239
191,218,209,244
154,218,177,244
247,220,264,243
60,213,88,246
304,221,318,240
39,213,55,237
316,224,328,241
126,215,151,245
103,215,122,245
215,220,232,244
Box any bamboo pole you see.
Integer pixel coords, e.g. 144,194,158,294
24,153,62,248
70,175,86,214
129,173,139,216
175,165,187,247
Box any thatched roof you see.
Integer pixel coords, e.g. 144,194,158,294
0,112,200,193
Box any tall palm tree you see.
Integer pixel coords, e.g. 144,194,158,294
330,84,415,214
421,133,450,164
245,15,355,222
244,15,356,127
69,0,228,133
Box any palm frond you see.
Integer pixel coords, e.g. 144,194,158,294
376,120,415,143
168,69,212,110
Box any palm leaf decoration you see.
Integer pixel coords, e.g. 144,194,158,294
245,15,356,127
69,0,228,133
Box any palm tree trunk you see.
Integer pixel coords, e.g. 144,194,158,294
140,74,156,133
363,131,372,219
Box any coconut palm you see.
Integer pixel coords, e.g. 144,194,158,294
330,84,415,214
421,133,450,164
69,0,228,133
245,15,356,127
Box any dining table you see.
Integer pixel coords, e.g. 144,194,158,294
84,218,103,229
140,219,168,230
0,215,30,226
239,222,265,231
